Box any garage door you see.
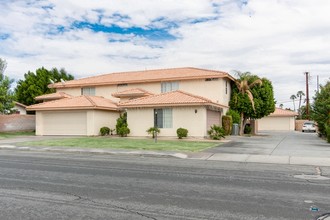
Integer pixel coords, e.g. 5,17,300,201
207,110,220,130
258,117,293,131
42,111,87,135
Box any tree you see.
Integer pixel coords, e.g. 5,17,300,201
290,94,297,111
296,90,305,118
15,67,74,105
0,58,15,114
311,80,330,139
229,71,275,135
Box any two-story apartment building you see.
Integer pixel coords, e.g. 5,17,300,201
27,67,235,137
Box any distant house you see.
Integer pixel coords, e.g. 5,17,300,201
13,102,27,115
27,67,235,137
257,108,298,131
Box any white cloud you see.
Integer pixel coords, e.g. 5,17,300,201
0,0,330,109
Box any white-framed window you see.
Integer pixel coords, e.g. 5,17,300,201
154,108,172,128
161,82,179,93
81,87,95,95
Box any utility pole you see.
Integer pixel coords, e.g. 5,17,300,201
305,72,310,120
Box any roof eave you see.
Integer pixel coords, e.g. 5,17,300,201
49,74,234,89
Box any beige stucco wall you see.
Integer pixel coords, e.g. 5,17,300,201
171,106,206,137
127,106,207,137
126,108,154,136
88,110,119,135
56,78,232,107
180,79,231,105
257,116,295,131
35,112,43,135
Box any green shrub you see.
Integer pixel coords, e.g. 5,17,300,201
117,126,130,137
100,127,110,136
326,125,330,143
176,128,188,139
226,109,241,124
222,115,232,135
244,124,252,134
207,125,225,140
146,127,160,138
116,112,130,137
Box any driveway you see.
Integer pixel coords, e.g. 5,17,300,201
206,131,330,158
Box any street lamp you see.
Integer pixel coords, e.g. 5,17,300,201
154,111,158,143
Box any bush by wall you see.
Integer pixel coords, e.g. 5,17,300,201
100,127,110,136
207,125,225,140
116,112,130,137
176,128,188,139
222,115,232,135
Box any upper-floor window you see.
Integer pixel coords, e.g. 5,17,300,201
81,87,95,95
225,81,228,94
154,108,172,128
161,82,179,93
205,78,219,81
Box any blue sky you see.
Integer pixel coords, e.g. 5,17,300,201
0,0,330,109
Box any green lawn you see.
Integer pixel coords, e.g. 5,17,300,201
18,137,220,152
0,131,35,139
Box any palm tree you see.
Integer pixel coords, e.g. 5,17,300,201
279,104,284,109
296,90,305,118
234,71,262,135
290,94,297,111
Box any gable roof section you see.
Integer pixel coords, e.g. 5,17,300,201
14,101,27,108
27,95,118,111
35,92,72,101
112,88,153,98
119,90,228,109
268,108,298,117
49,67,234,89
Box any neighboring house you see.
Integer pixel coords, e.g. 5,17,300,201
27,67,235,137
256,108,298,131
13,101,27,115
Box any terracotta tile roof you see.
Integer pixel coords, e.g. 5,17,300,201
112,88,153,98
119,90,228,109
268,108,298,117
27,95,118,111
49,67,234,89
14,101,27,108
35,92,72,101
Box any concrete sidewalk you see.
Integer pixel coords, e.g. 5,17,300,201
0,131,329,167
1,143,330,167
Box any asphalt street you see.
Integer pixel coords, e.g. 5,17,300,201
0,151,329,220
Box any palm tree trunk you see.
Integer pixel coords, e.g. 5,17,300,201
239,112,244,136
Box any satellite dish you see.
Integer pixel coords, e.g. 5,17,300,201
60,79,65,85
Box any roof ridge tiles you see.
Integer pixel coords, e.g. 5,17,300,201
84,95,97,107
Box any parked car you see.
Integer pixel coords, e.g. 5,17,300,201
302,121,316,132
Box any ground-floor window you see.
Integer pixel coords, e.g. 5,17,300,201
154,108,172,128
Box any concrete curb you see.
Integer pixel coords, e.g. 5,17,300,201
0,145,188,159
